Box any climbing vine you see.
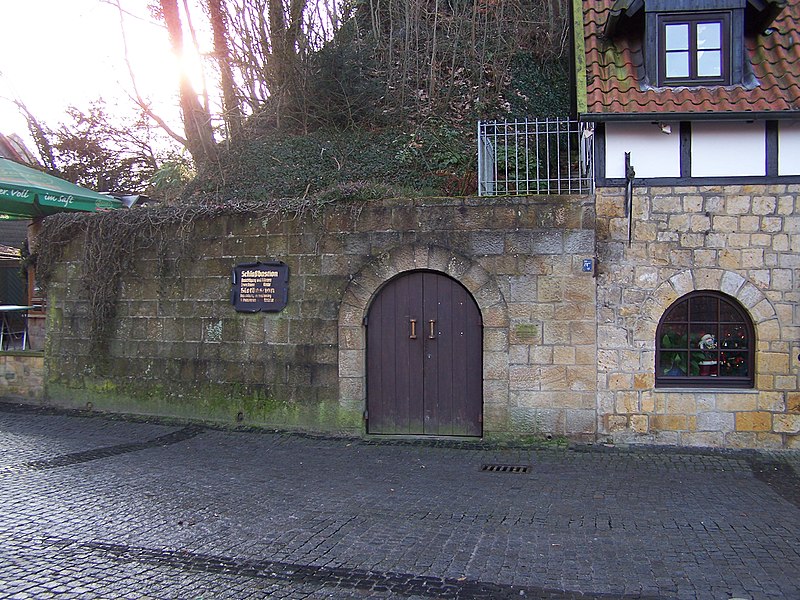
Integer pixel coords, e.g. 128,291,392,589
35,194,355,357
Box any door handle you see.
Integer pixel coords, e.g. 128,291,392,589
409,319,417,339
429,320,436,339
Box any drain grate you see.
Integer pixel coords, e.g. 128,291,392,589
480,464,530,474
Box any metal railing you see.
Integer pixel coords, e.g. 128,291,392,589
477,118,594,196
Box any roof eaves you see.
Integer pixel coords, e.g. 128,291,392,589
580,109,800,122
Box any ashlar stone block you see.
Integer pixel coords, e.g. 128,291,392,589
735,411,772,432
696,411,734,432
694,269,723,290
681,431,724,447
758,352,789,374
720,249,743,269
630,414,649,433
669,271,694,295
615,391,638,413
720,271,746,295
566,409,597,434
752,195,777,215
603,414,629,433
756,318,780,343
773,413,800,433
566,366,595,391
758,391,785,411
788,392,800,413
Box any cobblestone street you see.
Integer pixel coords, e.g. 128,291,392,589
1,401,798,599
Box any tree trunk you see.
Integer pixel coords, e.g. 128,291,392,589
208,0,243,139
160,0,216,166
267,0,307,129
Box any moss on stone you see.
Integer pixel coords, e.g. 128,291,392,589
45,378,363,433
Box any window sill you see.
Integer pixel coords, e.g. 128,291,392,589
654,387,757,394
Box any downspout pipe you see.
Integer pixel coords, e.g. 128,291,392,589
625,152,635,246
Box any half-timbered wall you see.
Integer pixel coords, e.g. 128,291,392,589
598,119,800,186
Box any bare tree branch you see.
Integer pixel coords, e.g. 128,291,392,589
110,0,190,148
13,99,58,172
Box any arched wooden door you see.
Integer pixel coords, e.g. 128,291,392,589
366,271,482,436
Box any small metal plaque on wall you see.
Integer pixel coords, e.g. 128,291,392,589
231,261,289,312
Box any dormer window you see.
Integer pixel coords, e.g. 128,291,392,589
659,13,731,85
603,0,771,90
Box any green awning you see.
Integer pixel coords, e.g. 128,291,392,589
0,157,123,220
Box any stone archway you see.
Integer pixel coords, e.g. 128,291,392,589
633,268,780,347
337,244,509,430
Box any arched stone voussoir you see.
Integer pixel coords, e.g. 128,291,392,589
336,243,509,409
637,268,780,337
342,244,505,316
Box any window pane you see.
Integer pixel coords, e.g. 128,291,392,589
660,351,689,376
660,323,688,349
697,22,721,49
697,50,722,77
691,327,718,358
691,327,718,345
720,324,748,348
690,296,717,321
665,24,689,50
666,52,689,78
719,301,744,323
720,351,748,377
664,301,688,323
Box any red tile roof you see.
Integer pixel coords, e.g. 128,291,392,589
581,0,800,117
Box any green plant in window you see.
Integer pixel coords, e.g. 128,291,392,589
660,328,707,376
660,329,686,376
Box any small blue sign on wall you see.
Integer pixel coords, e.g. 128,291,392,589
582,259,594,273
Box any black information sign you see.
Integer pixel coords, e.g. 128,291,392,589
231,261,289,312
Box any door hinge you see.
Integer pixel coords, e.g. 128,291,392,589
362,315,368,327
363,409,368,421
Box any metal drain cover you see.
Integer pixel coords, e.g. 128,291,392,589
480,464,530,474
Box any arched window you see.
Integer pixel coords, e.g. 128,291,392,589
656,291,754,388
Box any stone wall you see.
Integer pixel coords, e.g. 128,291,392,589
595,184,800,448
44,196,597,438
0,352,44,400
37,187,800,448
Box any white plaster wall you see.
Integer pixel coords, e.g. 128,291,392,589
778,121,800,176
691,121,765,177
604,122,680,178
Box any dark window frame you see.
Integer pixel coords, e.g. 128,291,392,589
657,12,731,86
655,291,755,389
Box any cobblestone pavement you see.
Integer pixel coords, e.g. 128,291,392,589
1,402,798,600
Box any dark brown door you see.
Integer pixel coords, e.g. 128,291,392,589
367,271,482,436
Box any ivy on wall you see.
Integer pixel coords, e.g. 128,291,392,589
35,195,362,358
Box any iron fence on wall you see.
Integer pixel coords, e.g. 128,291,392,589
477,118,594,196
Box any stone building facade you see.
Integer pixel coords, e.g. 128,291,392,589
596,184,800,448
24,186,800,449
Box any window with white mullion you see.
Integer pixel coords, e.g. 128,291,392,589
696,21,722,77
664,23,690,79
659,13,729,86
